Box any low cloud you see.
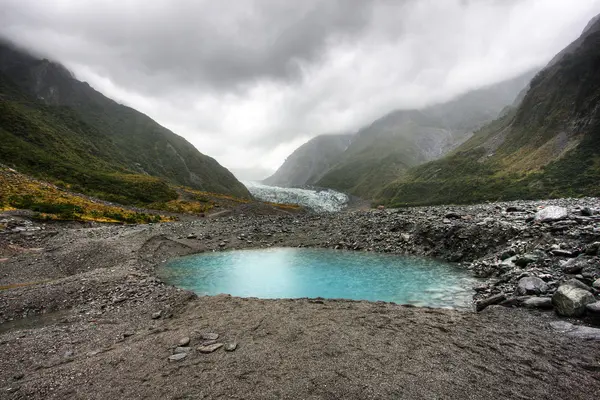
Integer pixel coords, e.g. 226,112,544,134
2,0,599,179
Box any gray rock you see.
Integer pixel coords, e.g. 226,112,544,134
476,293,506,312
173,346,192,354
586,301,600,314
197,343,223,353
551,321,600,340
593,279,600,290
224,342,238,352
186,234,197,239
515,253,542,267
522,297,553,309
516,277,548,295
201,332,219,341
219,242,226,247
168,353,188,362
151,311,162,320
551,249,574,257
585,242,600,255
564,278,591,292
552,285,596,317
562,258,586,274
534,206,567,222
178,337,190,346
581,207,593,216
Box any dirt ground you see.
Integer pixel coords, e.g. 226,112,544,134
1,210,599,399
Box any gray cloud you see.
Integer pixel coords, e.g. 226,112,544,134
2,0,600,180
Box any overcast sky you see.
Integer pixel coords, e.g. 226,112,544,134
2,0,600,180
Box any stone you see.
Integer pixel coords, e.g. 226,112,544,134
586,301,600,314
561,258,587,274
201,332,219,341
168,353,188,362
564,278,591,292
551,249,574,257
593,279,600,290
224,342,237,352
186,234,197,239
151,311,162,320
178,337,190,346
197,343,223,353
549,321,574,332
522,297,553,309
514,253,541,267
534,206,568,222
219,242,226,247
581,207,593,216
552,285,596,317
174,347,192,354
585,242,600,255
476,293,506,312
516,277,548,296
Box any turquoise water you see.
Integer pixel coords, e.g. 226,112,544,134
158,248,478,309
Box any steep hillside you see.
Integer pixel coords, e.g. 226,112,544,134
316,70,536,198
263,133,352,187
0,41,250,203
379,14,600,206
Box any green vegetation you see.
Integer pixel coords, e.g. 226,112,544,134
0,42,250,206
378,29,600,206
0,167,170,223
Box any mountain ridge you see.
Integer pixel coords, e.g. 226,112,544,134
0,40,250,203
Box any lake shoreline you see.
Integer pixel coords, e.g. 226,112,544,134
1,198,600,398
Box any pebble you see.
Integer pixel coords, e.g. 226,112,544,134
173,347,192,354
178,337,190,346
151,311,162,320
224,342,237,352
201,332,219,340
197,343,223,353
168,353,188,362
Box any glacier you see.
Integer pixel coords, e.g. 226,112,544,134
243,181,348,212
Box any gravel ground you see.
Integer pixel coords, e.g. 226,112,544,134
1,198,600,399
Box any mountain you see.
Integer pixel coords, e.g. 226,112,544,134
314,70,537,198
0,41,250,204
378,14,600,206
263,133,353,187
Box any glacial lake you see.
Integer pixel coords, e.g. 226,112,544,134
158,248,479,309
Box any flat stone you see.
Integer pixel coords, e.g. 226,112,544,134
476,293,506,312
224,342,237,352
173,347,192,354
586,301,600,314
197,343,223,353
201,332,219,341
516,277,548,296
178,337,190,346
522,297,553,309
534,206,568,222
552,285,596,317
549,321,575,332
168,353,187,362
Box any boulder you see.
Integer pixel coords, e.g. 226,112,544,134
552,285,596,317
515,253,543,267
561,258,587,274
516,277,549,296
476,293,506,312
534,206,567,222
522,297,553,309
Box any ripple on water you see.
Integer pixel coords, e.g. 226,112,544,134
158,248,479,309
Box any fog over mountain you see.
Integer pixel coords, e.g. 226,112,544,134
2,0,600,179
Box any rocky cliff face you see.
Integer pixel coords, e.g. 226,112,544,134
379,13,600,206
314,70,537,198
0,41,250,200
263,134,353,187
